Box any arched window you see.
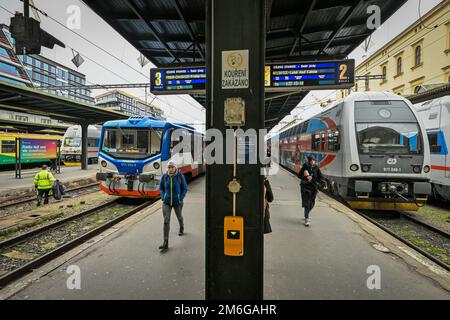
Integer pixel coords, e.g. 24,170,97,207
382,66,387,81
397,57,402,75
415,46,422,66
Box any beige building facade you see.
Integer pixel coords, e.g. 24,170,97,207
338,0,450,98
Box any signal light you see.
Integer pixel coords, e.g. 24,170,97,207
423,165,430,173
101,160,107,168
350,164,359,172
153,162,160,169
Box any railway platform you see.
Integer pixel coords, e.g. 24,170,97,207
1,168,449,299
0,165,98,199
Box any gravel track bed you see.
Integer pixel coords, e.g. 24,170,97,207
0,185,100,218
0,202,134,274
368,213,450,266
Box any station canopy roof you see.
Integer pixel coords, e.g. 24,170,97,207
0,116,70,134
0,80,128,124
82,0,407,129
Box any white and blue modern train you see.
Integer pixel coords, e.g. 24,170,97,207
414,95,450,201
96,116,205,198
61,125,102,165
271,92,432,211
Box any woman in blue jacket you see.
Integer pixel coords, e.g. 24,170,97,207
158,160,188,252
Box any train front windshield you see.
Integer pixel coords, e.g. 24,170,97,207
101,128,162,159
64,137,81,147
355,101,423,155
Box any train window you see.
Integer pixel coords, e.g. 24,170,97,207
427,133,441,153
87,138,97,147
1,140,15,153
321,132,326,151
301,121,309,134
328,129,340,152
356,123,422,155
122,133,135,146
101,128,162,159
150,129,162,155
313,133,321,151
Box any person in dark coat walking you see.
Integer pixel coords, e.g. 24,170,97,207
263,176,273,234
298,155,325,227
158,160,188,253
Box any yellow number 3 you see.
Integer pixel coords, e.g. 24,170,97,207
155,72,162,86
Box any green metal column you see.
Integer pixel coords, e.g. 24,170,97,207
206,0,265,299
80,122,88,170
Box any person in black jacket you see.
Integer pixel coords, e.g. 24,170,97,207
298,156,324,227
263,176,273,234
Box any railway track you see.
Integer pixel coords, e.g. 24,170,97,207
358,210,450,272
0,197,154,288
0,182,100,217
281,166,450,271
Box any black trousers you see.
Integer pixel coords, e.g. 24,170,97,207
37,189,51,204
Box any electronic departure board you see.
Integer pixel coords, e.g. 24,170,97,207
264,60,355,92
150,66,206,94
150,60,354,94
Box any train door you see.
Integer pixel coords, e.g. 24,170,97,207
443,100,450,178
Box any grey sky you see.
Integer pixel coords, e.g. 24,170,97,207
0,0,442,133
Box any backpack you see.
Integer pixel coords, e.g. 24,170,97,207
52,180,65,200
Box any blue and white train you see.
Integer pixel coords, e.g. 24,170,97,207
414,95,450,201
96,116,205,198
272,92,432,211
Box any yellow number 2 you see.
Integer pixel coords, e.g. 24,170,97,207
339,64,348,80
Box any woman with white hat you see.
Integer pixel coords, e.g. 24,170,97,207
158,160,188,252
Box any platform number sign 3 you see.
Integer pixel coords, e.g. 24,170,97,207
155,71,162,86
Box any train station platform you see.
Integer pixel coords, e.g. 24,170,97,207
1,168,449,299
0,165,98,200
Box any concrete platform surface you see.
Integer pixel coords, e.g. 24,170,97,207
1,169,449,300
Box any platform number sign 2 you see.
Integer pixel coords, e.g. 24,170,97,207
339,63,348,80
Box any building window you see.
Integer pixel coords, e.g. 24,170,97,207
414,46,422,66
41,119,51,124
414,86,421,94
365,76,370,91
355,83,358,92
382,66,387,81
396,57,402,75
15,115,29,122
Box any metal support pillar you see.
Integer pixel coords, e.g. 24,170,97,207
206,0,265,299
80,122,88,170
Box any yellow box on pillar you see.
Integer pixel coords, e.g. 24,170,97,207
224,216,244,256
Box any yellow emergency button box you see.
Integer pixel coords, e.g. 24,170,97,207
224,216,244,256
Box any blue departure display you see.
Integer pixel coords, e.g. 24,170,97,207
150,60,354,95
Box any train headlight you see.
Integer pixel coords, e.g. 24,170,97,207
101,160,107,168
350,164,359,172
153,162,160,169
423,165,430,173
413,165,421,173
361,164,371,172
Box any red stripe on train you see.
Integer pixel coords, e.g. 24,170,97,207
99,183,160,198
431,165,450,171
